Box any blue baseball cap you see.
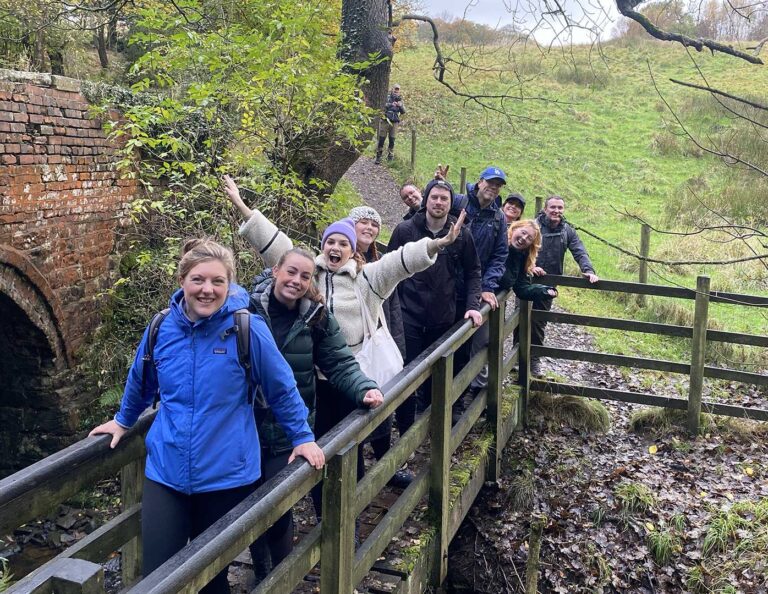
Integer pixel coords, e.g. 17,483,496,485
479,166,507,184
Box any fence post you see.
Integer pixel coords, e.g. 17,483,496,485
637,224,651,307
486,302,504,481
321,442,357,594
429,352,453,587
687,275,710,435
410,128,417,173
535,196,543,214
121,457,144,586
518,301,532,427
459,167,467,194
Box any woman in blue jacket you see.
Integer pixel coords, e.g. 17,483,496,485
89,238,323,594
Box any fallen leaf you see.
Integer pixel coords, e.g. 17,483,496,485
648,445,658,455
745,467,755,477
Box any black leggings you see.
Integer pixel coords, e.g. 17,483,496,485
248,451,294,571
142,477,259,594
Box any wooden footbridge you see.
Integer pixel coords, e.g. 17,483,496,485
1,275,766,593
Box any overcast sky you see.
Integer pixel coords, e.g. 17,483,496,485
415,0,619,44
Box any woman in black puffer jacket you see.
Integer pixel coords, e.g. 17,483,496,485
247,247,382,580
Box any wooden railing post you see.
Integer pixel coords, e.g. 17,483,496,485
535,196,543,214
486,302,504,481
121,457,144,586
518,301,533,427
429,352,453,587
637,224,651,307
320,442,357,594
687,275,710,435
410,127,417,173
459,167,467,194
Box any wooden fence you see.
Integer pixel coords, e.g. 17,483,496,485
1,276,766,593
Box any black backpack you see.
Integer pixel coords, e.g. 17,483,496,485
141,308,255,406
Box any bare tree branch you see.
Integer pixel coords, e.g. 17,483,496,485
615,0,764,64
669,78,768,112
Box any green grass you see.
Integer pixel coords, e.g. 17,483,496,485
614,481,656,513
388,40,768,368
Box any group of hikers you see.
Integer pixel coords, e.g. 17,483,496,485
89,164,599,593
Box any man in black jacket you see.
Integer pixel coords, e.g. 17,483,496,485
388,179,482,428
531,195,599,374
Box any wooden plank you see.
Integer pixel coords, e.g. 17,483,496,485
535,346,768,386
256,525,321,594
688,276,710,435
120,458,144,585
707,329,768,348
536,310,693,338
321,442,357,594
451,350,487,403
518,301,532,427
429,353,453,586
487,303,505,480
637,224,650,307
530,380,689,409
0,413,152,535
353,473,429,585
537,274,694,299
354,413,429,516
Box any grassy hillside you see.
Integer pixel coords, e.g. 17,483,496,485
381,40,767,367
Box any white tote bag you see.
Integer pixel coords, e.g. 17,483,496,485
353,283,404,388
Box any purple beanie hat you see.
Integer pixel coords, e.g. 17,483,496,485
322,218,357,252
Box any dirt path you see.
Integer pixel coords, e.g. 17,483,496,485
342,156,405,231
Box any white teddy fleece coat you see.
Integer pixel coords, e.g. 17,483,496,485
239,210,437,354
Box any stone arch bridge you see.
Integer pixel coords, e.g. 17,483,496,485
0,69,138,476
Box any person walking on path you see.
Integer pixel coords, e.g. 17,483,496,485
531,195,598,375
388,178,482,426
89,239,324,594
246,247,382,582
375,83,406,164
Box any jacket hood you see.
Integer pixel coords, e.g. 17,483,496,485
421,178,455,208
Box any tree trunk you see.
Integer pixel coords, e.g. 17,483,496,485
289,0,393,197
96,26,109,69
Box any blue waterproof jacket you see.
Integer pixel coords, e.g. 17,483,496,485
454,183,509,293
115,284,314,494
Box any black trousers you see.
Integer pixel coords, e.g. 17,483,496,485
310,379,366,520
400,322,453,433
248,451,294,575
142,477,258,594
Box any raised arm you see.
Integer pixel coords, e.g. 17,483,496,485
222,175,294,267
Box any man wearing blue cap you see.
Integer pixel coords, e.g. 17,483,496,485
451,167,509,418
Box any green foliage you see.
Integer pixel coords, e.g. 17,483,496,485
529,392,611,432
0,557,12,593
647,528,679,564
614,481,656,514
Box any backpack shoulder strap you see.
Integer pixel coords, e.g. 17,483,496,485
142,308,170,408
233,308,254,403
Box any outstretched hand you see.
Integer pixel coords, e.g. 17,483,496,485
289,442,325,469
221,175,254,219
434,164,449,180
438,209,466,248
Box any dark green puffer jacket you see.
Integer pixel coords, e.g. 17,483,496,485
250,270,378,455
498,247,552,301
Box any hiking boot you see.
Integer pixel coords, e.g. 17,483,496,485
387,468,414,489
387,153,394,161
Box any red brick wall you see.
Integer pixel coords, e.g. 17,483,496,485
0,70,137,364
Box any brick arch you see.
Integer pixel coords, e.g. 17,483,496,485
0,246,69,369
